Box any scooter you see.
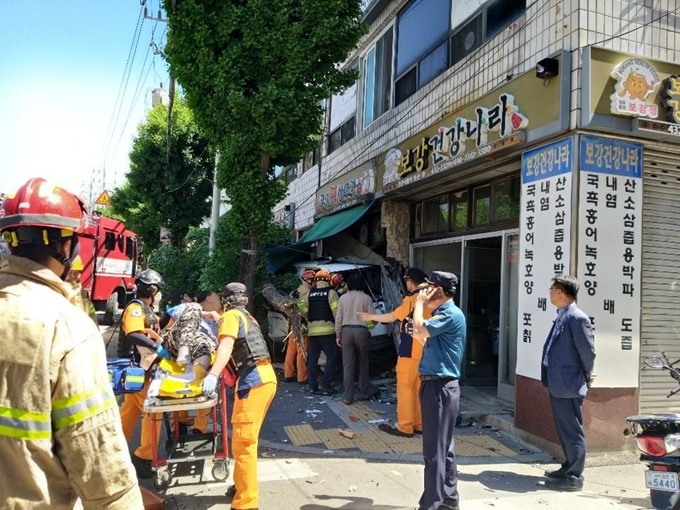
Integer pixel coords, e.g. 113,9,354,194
626,353,680,510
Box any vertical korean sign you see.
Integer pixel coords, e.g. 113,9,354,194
517,138,573,380
578,135,642,387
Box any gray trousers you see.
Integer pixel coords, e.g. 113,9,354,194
419,378,460,510
550,395,586,480
341,325,371,402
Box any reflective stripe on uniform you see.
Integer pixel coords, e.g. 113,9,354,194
52,384,116,430
297,300,308,313
308,324,335,335
0,405,51,440
329,299,338,311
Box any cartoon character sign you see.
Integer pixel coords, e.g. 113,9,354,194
610,58,661,118
383,148,402,186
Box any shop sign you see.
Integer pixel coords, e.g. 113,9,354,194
576,135,642,388
610,57,661,118
315,167,374,216
383,94,528,192
516,137,573,381
662,75,680,124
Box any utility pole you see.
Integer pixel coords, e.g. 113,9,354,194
209,151,221,256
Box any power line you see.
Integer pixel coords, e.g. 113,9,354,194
109,21,160,161
272,0,551,231
100,5,145,163
273,0,678,235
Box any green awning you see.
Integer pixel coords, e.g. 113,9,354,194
297,201,373,244
264,201,374,273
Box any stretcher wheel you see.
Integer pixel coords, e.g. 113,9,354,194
153,467,172,489
211,460,230,481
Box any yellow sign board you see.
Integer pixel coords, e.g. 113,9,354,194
95,190,112,206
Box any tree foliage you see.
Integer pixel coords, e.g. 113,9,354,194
109,97,214,251
163,0,365,296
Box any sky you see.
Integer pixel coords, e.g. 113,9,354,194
0,1,170,207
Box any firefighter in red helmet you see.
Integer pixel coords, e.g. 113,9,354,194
0,178,142,508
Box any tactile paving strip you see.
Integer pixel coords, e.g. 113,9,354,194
455,435,516,457
315,429,360,450
284,424,321,446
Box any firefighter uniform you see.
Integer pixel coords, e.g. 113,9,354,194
118,300,163,467
284,280,311,383
300,278,340,394
218,307,277,510
0,254,143,509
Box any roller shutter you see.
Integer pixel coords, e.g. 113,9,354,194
640,146,680,413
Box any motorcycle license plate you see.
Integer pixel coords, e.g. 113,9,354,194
645,471,679,492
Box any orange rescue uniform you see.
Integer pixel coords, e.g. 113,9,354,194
118,301,162,462
392,294,432,435
218,308,277,510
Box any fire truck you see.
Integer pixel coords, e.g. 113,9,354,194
79,212,142,325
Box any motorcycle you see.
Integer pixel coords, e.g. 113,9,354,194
626,353,680,510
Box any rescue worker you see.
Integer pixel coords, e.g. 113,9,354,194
283,269,315,383
202,283,277,510
0,178,143,508
359,267,431,437
65,254,97,324
300,268,341,395
330,272,348,296
118,268,171,479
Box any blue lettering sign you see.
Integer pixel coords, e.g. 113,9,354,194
579,136,643,178
522,138,573,184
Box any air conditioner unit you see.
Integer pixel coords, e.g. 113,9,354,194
450,14,483,67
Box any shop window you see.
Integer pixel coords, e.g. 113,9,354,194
421,196,449,234
363,27,393,127
450,13,483,68
328,116,356,155
394,0,450,105
451,190,469,230
473,184,491,227
305,145,321,170
395,67,417,106
486,0,526,40
492,175,520,222
418,42,448,89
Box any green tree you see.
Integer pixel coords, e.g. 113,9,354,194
163,0,365,301
110,97,214,251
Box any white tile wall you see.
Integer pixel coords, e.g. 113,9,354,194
273,165,319,231
282,0,680,220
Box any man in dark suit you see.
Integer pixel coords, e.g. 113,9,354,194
541,274,596,491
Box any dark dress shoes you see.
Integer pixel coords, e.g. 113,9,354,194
378,423,414,438
544,476,583,491
544,466,566,478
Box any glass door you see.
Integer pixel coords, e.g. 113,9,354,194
498,232,519,403
462,236,502,385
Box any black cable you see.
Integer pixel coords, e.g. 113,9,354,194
271,0,551,231
101,8,146,162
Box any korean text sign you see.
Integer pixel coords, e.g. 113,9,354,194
517,137,573,380
577,135,642,388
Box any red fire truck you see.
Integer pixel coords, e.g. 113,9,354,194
79,213,142,325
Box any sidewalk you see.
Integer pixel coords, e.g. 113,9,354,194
260,366,549,465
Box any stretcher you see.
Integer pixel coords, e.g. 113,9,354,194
143,370,230,489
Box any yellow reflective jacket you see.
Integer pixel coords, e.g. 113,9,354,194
302,281,339,337
0,255,142,509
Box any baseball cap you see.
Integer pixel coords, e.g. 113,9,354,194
223,282,247,297
165,290,186,307
426,271,458,291
404,267,428,284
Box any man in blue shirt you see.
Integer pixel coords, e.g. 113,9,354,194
412,271,466,510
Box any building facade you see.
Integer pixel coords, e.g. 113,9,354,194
273,0,680,451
